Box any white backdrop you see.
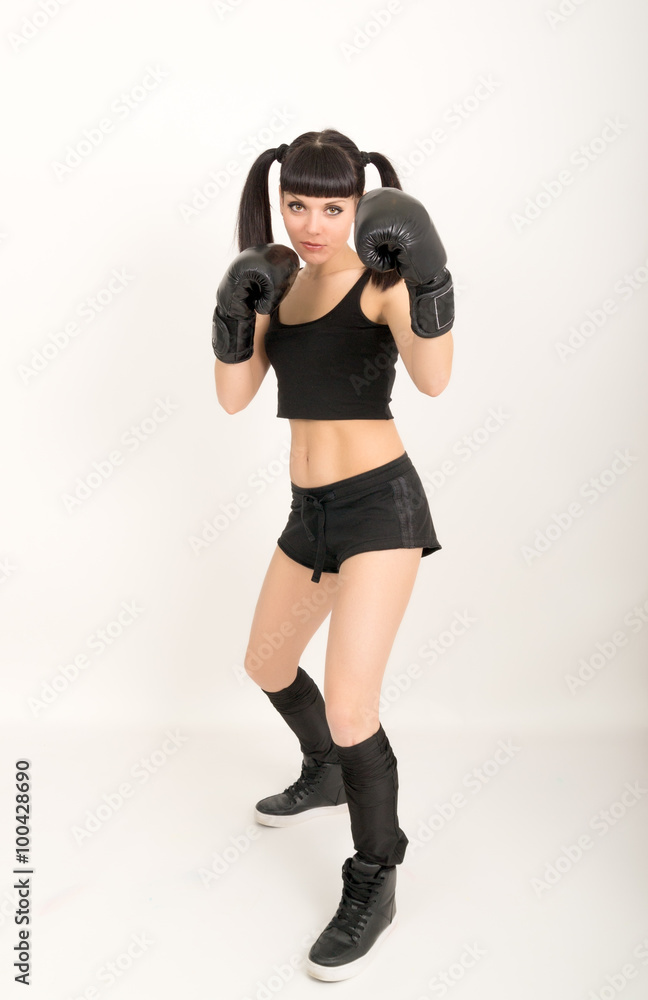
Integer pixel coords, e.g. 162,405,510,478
1,1,647,998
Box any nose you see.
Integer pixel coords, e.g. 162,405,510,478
305,212,322,236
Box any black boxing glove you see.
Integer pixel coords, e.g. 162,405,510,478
212,244,299,363
354,188,454,337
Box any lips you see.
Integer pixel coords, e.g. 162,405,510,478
302,242,324,249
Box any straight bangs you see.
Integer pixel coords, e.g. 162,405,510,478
280,144,361,200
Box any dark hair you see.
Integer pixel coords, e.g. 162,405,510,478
235,128,403,290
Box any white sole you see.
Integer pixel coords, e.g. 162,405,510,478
254,802,349,827
305,912,398,982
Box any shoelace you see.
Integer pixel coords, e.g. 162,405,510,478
327,861,383,944
283,761,326,803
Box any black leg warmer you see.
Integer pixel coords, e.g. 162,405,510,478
334,724,408,867
261,666,338,764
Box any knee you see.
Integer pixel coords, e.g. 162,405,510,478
243,643,297,691
325,701,380,747
244,627,281,679
243,652,261,683
243,643,274,685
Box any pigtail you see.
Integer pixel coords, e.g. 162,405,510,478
364,151,404,291
235,148,277,251
365,151,402,192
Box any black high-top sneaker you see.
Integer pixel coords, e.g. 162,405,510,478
306,854,398,981
254,755,348,827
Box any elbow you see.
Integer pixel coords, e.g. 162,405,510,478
215,383,246,414
218,395,247,415
418,374,451,397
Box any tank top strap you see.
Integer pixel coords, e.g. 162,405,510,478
348,268,371,304
353,267,373,293
334,267,377,326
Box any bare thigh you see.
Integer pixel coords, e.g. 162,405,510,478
323,548,423,746
244,546,345,691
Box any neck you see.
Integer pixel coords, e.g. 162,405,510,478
301,248,363,280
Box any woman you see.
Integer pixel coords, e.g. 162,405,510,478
212,129,454,981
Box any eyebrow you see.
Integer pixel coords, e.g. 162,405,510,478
284,194,350,206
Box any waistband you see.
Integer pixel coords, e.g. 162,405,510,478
290,451,412,501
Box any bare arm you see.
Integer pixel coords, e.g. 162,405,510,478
380,279,453,396
214,312,272,414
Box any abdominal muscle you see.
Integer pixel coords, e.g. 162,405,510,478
288,418,406,488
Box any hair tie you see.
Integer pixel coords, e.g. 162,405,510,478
275,143,289,163
360,150,371,166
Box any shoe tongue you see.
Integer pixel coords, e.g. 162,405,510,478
351,856,381,873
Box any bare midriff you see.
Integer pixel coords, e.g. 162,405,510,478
287,418,406,488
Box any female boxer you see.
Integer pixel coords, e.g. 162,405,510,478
212,129,454,981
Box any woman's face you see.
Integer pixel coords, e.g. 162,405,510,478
279,188,358,264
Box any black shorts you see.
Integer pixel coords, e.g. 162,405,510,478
276,451,441,584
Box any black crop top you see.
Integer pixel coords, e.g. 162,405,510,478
264,269,398,420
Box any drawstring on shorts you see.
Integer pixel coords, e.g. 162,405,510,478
299,491,336,583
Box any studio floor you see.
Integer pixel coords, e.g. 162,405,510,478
1,723,647,1000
